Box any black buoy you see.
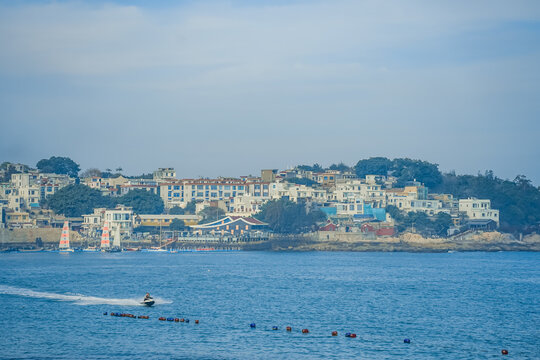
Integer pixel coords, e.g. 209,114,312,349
404,339,411,344
103,312,108,316
272,326,278,330
250,323,256,328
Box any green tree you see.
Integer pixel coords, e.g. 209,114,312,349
392,158,443,188
80,168,102,178
255,199,326,233
285,177,318,187
45,184,112,217
117,189,164,214
387,205,453,237
354,157,392,178
184,200,197,214
169,206,185,215
36,156,80,177
328,162,350,172
169,218,186,231
433,212,453,237
297,164,323,172
198,206,225,224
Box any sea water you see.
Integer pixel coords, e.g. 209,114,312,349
0,251,538,359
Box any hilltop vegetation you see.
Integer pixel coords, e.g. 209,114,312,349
298,157,540,234
44,185,164,217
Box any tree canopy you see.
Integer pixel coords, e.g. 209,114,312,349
116,189,164,214
296,163,323,172
36,156,80,177
354,157,392,178
435,172,540,233
387,205,453,237
198,206,226,224
184,200,197,214
327,162,350,172
354,157,442,188
45,184,112,217
169,218,186,231
255,199,326,233
80,168,102,178
169,206,185,215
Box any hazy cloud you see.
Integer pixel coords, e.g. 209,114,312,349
1,0,539,182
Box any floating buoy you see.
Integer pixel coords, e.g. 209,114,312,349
286,326,292,332
180,318,185,322
167,318,175,322
250,323,256,328
159,317,166,321
501,349,508,355
302,329,309,334
110,312,115,316
404,339,411,344
332,331,338,336
138,315,149,319
272,326,278,330
174,318,180,322
103,312,108,316
345,333,351,337
350,333,357,338
185,319,190,323
195,320,199,324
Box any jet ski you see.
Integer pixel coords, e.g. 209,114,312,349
142,294,155,307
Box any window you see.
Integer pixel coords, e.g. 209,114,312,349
174,186,180,190
211,185,217,190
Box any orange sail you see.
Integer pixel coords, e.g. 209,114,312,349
59,221,70,249
101,221,110,248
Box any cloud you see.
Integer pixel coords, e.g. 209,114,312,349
0,0,539,182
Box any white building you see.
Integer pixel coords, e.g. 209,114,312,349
459,198,499,226
153,168,176,181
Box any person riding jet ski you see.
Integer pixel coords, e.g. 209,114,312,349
142,293,154,306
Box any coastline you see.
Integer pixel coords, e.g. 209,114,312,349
2,229,538,252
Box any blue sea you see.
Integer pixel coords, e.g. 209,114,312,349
0,251,538,359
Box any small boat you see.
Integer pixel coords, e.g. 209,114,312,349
19,247,44,252
82,246,99,252
59,221,75,253
124,247,140,252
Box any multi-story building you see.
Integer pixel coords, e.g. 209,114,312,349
159,178,248,209
104,205,134,234
269,182,327,202
459,198,499,226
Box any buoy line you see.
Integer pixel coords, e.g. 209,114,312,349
103,312,510,355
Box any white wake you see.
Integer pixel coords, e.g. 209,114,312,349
0,285,172,306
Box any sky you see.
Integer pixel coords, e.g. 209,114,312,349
1,0,539,184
